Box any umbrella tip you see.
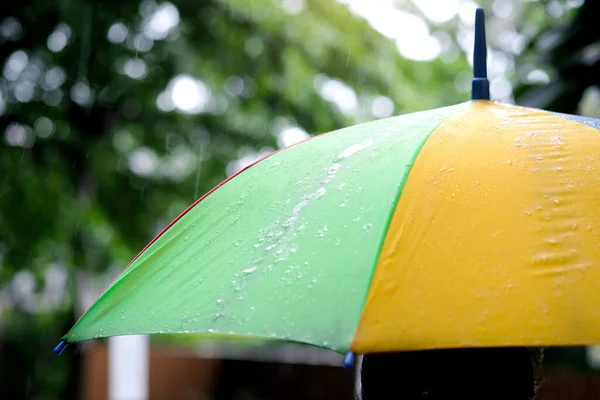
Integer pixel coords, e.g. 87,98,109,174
54,340,67,355
472,7,490,101
343,351,356,369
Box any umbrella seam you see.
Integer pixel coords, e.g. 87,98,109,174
349,101,476,352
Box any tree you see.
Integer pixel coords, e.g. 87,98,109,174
514,0,600,114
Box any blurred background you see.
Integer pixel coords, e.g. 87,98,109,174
1,0,599,398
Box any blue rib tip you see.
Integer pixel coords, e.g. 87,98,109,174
471,8,490,100
343,351,356,369
54,340,67,355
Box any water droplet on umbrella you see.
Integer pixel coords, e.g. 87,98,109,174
243,266,257,274
335,138,373,161
363,223,373,230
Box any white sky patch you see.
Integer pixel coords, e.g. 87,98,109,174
226,148,274,177
371,95,394,118
169,75,212,114
143,2,179,40
415,0,460,23
129,147,159,177
337,0,441,61
281,0,306,14
458,0,480,24
314,74,358,114
277,126,310,148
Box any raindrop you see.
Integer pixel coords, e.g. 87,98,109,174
328,163,341,175
568,221,578,230
363,223,373,230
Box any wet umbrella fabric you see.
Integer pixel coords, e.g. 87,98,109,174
54,9,600,361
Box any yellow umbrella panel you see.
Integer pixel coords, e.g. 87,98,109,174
352,100,600,354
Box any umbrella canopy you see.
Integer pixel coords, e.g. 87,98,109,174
55,9,600,363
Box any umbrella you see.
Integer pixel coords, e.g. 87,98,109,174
54,9,600,367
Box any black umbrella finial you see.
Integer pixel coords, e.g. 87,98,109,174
472,8,490,100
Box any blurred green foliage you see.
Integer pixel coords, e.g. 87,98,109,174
0,0,598,398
